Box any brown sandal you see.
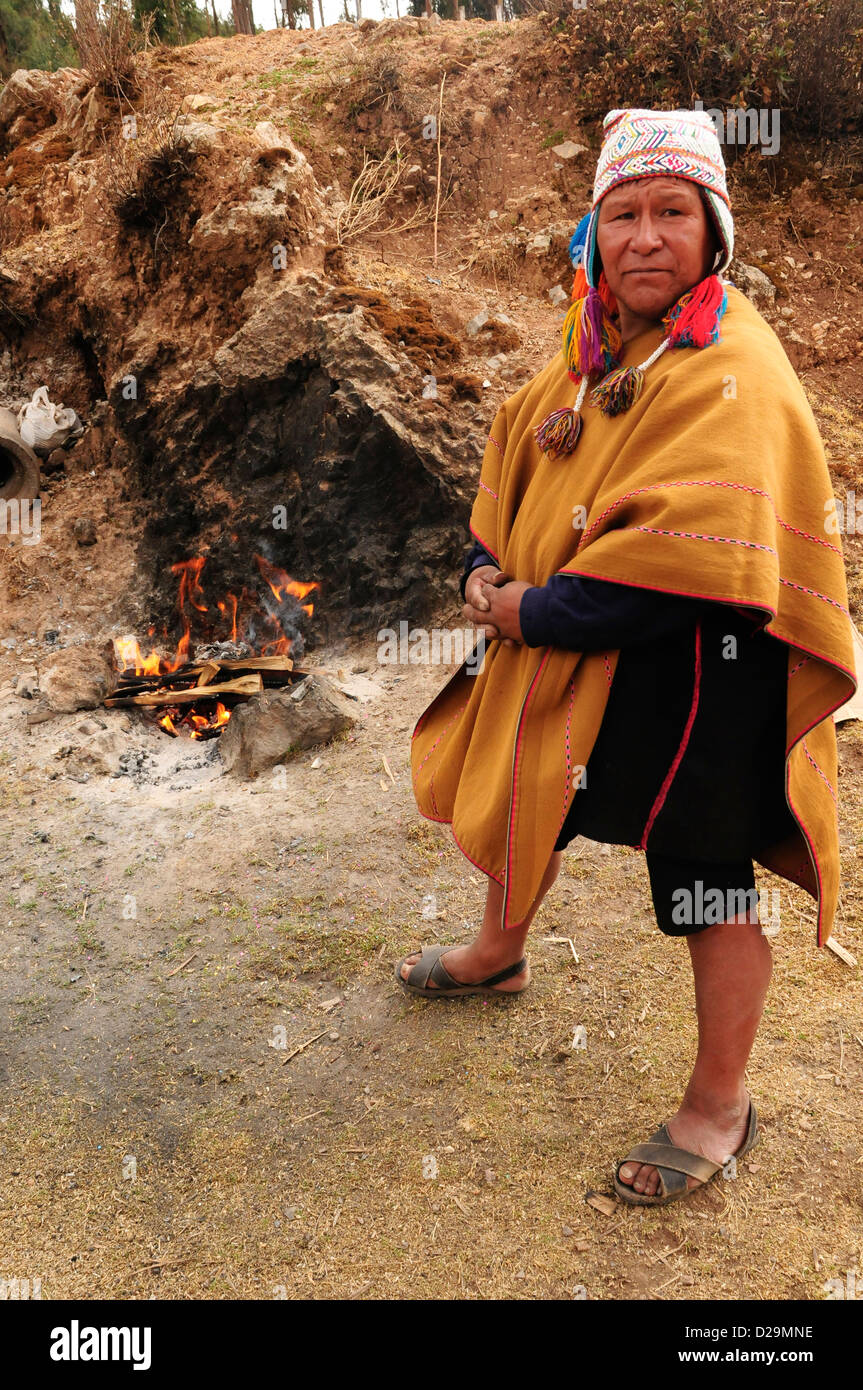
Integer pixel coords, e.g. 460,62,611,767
613,1099,759,1206
395,944,529,999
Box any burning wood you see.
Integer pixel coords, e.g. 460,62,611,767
112,655,297,695
106,552,322,739
105,673,265,708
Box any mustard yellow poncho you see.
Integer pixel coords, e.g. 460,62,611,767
410,286,857,945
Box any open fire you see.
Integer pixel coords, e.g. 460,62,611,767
110,555,320,738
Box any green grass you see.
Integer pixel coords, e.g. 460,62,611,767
285,116,312,146
254,59,320,91
242,911,390,985
11,994,50,1029
76,922,105,954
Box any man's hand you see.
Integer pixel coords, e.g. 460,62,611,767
479,577,531,645
463,565,506,640
462,566,530,648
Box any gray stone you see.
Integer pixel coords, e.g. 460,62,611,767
173,118,225,155
219,676,356,779
465,308,490,337
14,667,39,698
188,147,327,270
67,83,115,157
39,639,117,713
0,68,73,151
527,234,552,255
550,141,588,161
182,93,218,113
731,261,777,303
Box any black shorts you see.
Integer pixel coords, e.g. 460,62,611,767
644,850,759,936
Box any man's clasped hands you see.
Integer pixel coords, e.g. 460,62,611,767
462,565,531,648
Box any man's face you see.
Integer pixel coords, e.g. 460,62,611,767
595,177,718,321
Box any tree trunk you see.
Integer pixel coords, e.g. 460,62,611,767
232,0,255,35
211,1,220,35
168,0,186,43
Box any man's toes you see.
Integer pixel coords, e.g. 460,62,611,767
641,1166,660,1196
631,1164,659,1194
632,1164,650,1193
618,1162,638,1186
400,952,422,982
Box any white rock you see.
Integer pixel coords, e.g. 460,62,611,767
551,141,588,160
527,234,552,255
465,309,490,337
731,260,777,303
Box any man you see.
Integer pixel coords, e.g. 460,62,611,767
401,109,856,1205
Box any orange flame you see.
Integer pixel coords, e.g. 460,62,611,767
114,555,317,737
255,553,319,617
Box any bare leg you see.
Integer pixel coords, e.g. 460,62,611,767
400,850,563,991
618,913,772,1196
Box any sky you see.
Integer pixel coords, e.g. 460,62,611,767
54,1,412,33
240,0,404,28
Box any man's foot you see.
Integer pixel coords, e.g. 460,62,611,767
398,941,530,992
617,1095,751,1197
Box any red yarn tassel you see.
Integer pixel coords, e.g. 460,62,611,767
597,271,618,318
664,274,726,348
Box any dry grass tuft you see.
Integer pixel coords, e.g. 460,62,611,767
336,140,413,246
95,75,199,271
72,0,151,104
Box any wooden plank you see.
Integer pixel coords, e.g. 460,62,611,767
220,656,295,672
195,661,220,688
117,655,297,688
105,674,263,708
825,937,858,968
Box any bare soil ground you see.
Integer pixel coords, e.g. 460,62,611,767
1,17,862,1300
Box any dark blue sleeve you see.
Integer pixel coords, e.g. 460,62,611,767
459,540,499,602
519,574,700,650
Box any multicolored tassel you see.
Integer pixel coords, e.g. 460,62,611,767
664,273,726,347
570,263,589,301
561,285,622,380
533,376,589,458
589,364,645,416
533,408,583,458
533,273,728,459
596,269,618,318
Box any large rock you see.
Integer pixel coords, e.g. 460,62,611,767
0,68,80,153
68,84,115,157
219,675,356,779
38,640,118,713
120,277,479,636
188,147,327,270
731,260,777,304
550,141,589,161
